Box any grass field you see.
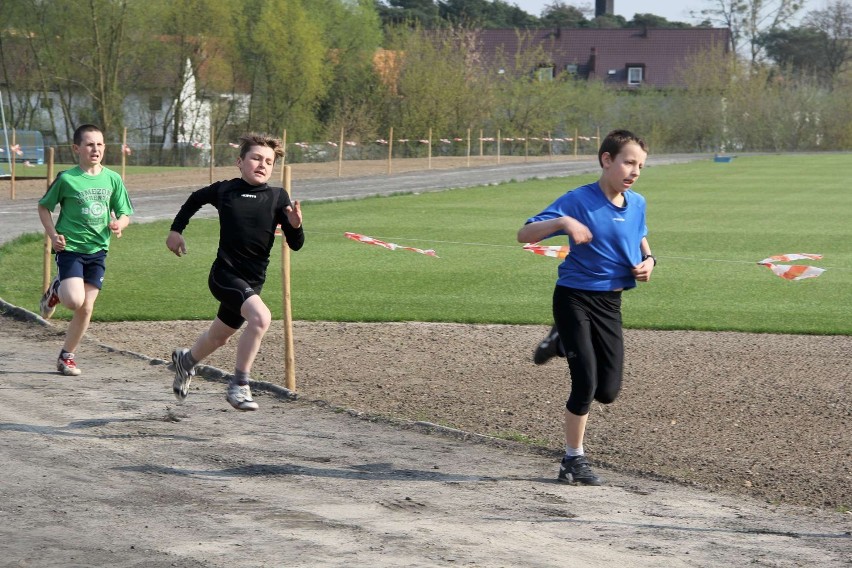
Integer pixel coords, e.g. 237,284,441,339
1,154,850,334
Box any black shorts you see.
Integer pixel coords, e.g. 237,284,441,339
553,285,624,416
208,260,264,329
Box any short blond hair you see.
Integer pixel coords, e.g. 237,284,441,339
238,133,284,161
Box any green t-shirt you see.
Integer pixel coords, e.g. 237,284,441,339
39,166,134,254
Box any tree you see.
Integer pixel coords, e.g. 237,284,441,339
698,0,803,64
313,0,385,141
801,0,852,88
539,2,588,28
234,0,329,138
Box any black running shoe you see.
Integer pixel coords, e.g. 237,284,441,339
558,455,604,486
533,326,562,365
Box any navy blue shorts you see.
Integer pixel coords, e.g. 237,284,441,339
55,250,107,290
208,260,264,330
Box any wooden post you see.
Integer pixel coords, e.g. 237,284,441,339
43,147,55,293
497,128,501,165
574,127,579,157
466,127,471,167
209,123,215,184
10,129,16,200
387,126,393,175
524,131,528,162
121,127,127,181
548,131,553,161
281,164,296,392
479,129,483,157
281,129,287,165
337,126,344,178
427,127,432,170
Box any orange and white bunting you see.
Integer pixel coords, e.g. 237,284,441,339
758,253,825,280
523,242,569,259
344,232,438,257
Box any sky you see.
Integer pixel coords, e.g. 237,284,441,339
510,0,817,24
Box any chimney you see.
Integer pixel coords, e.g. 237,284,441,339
595,0,614,18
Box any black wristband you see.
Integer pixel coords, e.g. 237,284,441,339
642,254,656,266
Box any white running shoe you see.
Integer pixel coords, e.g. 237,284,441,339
57,352,82,376
226,383,259,411
171,348,196,401
40,275,61,319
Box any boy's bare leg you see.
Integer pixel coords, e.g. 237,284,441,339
188,318,239,361
234,295,271,374
563,409,588,450
62,282,99,354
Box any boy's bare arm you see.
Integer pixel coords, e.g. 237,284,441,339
38,204,66,251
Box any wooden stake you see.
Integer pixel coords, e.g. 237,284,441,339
497,129,501,165
43,147,55,293
121,127,127,181
387,126,393,175
10,129,16,200
281,164,296,392
427,127,432,169
466,127,471,167
337,126,344,178
209,123,215,184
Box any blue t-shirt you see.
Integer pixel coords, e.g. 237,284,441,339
525,182,648,291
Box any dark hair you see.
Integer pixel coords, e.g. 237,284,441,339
598,129,648,167
73,124,103,146
239,133,285,161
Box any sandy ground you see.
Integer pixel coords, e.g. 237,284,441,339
1,157,850,566
1,313,851,567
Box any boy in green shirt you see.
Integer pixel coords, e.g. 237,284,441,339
37,124,134,376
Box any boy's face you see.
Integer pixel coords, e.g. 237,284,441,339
73,130,105,169
238,145,276,186
600,141,646,193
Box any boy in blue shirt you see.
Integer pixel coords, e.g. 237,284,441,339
518,129,656,485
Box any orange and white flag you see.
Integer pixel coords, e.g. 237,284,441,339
523,242,569,259
758,253,825,280
344,232,438,257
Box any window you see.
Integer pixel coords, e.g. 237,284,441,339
627,66,644,86
565,64,578,75
149,96,163,111
535,66,554,81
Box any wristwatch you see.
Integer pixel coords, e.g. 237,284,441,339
642,254,657,266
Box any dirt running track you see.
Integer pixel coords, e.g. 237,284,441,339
1,156,850,566
0,314,850,567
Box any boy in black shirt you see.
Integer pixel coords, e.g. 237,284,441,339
166,133,304,410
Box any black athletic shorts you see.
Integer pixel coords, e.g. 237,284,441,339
208,260,264,329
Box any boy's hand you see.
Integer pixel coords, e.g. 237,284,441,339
285,200,302,228
166,231,188,257
108,220,123,238
50,233,67,252
632,258,655,282
563,217,592,244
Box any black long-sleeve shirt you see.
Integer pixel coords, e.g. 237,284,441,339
170,178,305,283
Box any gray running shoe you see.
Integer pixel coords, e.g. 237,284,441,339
57,352,82,376
226,382,259,411
40,275,61,319
171,348,196,401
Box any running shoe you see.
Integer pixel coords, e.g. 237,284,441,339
57,352,82,376
39,275,61,319
533,326,562,365
226,382,259,411
558,455,603,486
171,348,196,401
